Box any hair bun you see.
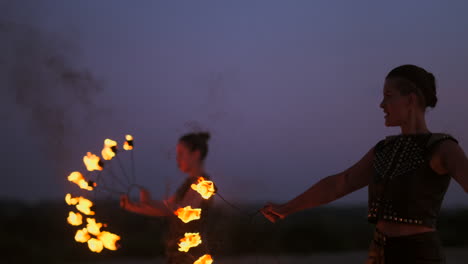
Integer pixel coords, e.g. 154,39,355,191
198,132,211,142
425,72,438,108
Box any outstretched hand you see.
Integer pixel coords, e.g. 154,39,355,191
260,203,287,223
120,194,129,209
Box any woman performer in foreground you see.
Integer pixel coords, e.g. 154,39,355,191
120,132,213,264
261,64,468,264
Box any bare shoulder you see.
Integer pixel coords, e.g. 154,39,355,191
431,137,467,174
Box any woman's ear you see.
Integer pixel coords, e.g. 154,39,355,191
408,93,419,108
193,149,201,161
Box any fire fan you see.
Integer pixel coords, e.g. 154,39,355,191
64,135,135,253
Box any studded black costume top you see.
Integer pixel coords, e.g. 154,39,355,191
368,133,458,228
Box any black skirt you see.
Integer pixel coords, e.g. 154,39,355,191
366,229,445,264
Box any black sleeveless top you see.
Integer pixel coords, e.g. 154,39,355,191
368,133,458,228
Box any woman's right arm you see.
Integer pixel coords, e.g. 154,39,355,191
262,146,375,221
120,189,174,217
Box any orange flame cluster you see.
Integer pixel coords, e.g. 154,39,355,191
83,152,103,171
102,139,118,161
174,177,217,263
174,206,202,223
87,238,104,253
71,219,120,253
68,171,95,191
194,254,213,264
123,134,134,150
66,135,134,253
178,233,202,252
67,211,83,226
66,194,120,252
75,228,91,243
191,177,215,199
65,194,95,215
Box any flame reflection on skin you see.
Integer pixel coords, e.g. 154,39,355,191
178,233,202,252
174,206,202,223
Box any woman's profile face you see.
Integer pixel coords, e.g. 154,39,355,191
380,79,411,127
176,142,200,173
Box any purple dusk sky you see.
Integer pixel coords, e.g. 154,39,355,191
1,1,467,207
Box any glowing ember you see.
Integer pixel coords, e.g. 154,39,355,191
191,177,215,199
88,238,104,253
102,139,117,161
98,231,121,250
194,254,213,264
75,228,91,243
83,152,103,171
178,233,202,252
175,206,202,223
86,218,103,236
67,171,95,191
65,193,79,205
123,134,134,150
76,197,95,216
67,211,83,226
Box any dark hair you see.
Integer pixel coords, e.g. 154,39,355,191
386,64,438,108
179,132,211,161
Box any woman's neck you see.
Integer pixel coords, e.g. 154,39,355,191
400,112,430,135
188,166,205,178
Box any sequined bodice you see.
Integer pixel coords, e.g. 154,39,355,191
368,133,457,228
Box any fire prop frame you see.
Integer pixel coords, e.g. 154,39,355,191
65,135,135,253
65,134,215,263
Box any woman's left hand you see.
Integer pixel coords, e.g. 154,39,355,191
261,203,287,223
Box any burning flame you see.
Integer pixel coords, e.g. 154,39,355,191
191,177,215,199
98,231,121,250
123,134,134,150
175,206,202,223
76,197,95,216
101,139,117,160
67,211,83,226
178,233,202,252
88,238,104,253
194,254,213,264
83,152,103,171
86,218,103,236
75,228,91,243
67,171,95,191
65,193,79,205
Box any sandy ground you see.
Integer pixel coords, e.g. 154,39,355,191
79,248,468,264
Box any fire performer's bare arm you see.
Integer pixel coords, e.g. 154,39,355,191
120,184,205,217
437,140,468,192
120,188,174,217
261,147,375,222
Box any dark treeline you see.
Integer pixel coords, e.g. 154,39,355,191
1,199,467,263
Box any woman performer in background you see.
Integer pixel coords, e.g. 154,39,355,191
121,132,213,264
261,64,468,264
